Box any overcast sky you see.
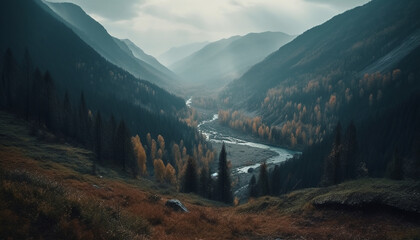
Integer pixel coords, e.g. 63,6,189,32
47,0,370,56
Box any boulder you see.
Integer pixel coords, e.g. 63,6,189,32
165,199,189,212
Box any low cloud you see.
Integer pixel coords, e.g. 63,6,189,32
46,0,369,56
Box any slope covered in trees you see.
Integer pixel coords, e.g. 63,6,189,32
0,0,218,184
0,48,223,203
44,1,179,91
219,0,420,154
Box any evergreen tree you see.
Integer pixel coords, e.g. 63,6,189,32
77,92,89,146
217,143,233,203
31,68,43,126
270,165,281,195
1,48,15,109
43,71,56,130
94,111,103,164
61,91,72,137
257,162,270,196
199,167,211,198
248,175,258,198
387,149,403,180
183,156,198,193
22,49,33,120
108,114,117,162
115,120,132,171
342,121,358,180
323,122,342,186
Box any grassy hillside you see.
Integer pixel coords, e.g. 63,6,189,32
1,111,420,240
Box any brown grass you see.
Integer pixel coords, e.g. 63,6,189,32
1,111,420,240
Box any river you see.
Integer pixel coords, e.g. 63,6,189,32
187,97,299,198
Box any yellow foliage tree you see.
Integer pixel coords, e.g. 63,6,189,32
157,134,165,153
151,139,157,161
153,159,165,183
131,135,147,176
164,163,177,185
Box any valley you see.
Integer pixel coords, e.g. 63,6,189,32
1,0,420,239
188,98,299,201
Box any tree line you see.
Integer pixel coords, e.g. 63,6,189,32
0,48,234,204
249,112,420,198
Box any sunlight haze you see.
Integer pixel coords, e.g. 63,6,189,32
46,0,370,55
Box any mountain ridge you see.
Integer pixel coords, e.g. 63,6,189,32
44,1,179,91
170,32,294,91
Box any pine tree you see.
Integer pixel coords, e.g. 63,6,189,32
31,68,43,126
323,122,342,186
77,92,89,146
270,165,281,195
22,49,33,120
115,120,132,171
342,121,358,180
248,175,258,198
61,91,72,137
257,162,270,196
183,156,198,193
387,149,403,180
108,114,117,162
94,111,103,164
43,71,56,130
199,167,211,198
1,48,15,109
217,143,233,203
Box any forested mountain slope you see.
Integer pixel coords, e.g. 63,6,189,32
0,0,201,155
220,0,420,149
44,1,179,91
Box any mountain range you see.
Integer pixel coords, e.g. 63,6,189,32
170,32,294,92
158,41,209,67
218,0,420,180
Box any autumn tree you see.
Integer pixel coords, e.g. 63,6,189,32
131,134,147,176
217,143,233,203
151,139,157,161
157,134,165,156
154,159,166,183
164,163,176,185
172,143,183,179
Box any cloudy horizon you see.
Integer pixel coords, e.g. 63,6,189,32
47,0,370,56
